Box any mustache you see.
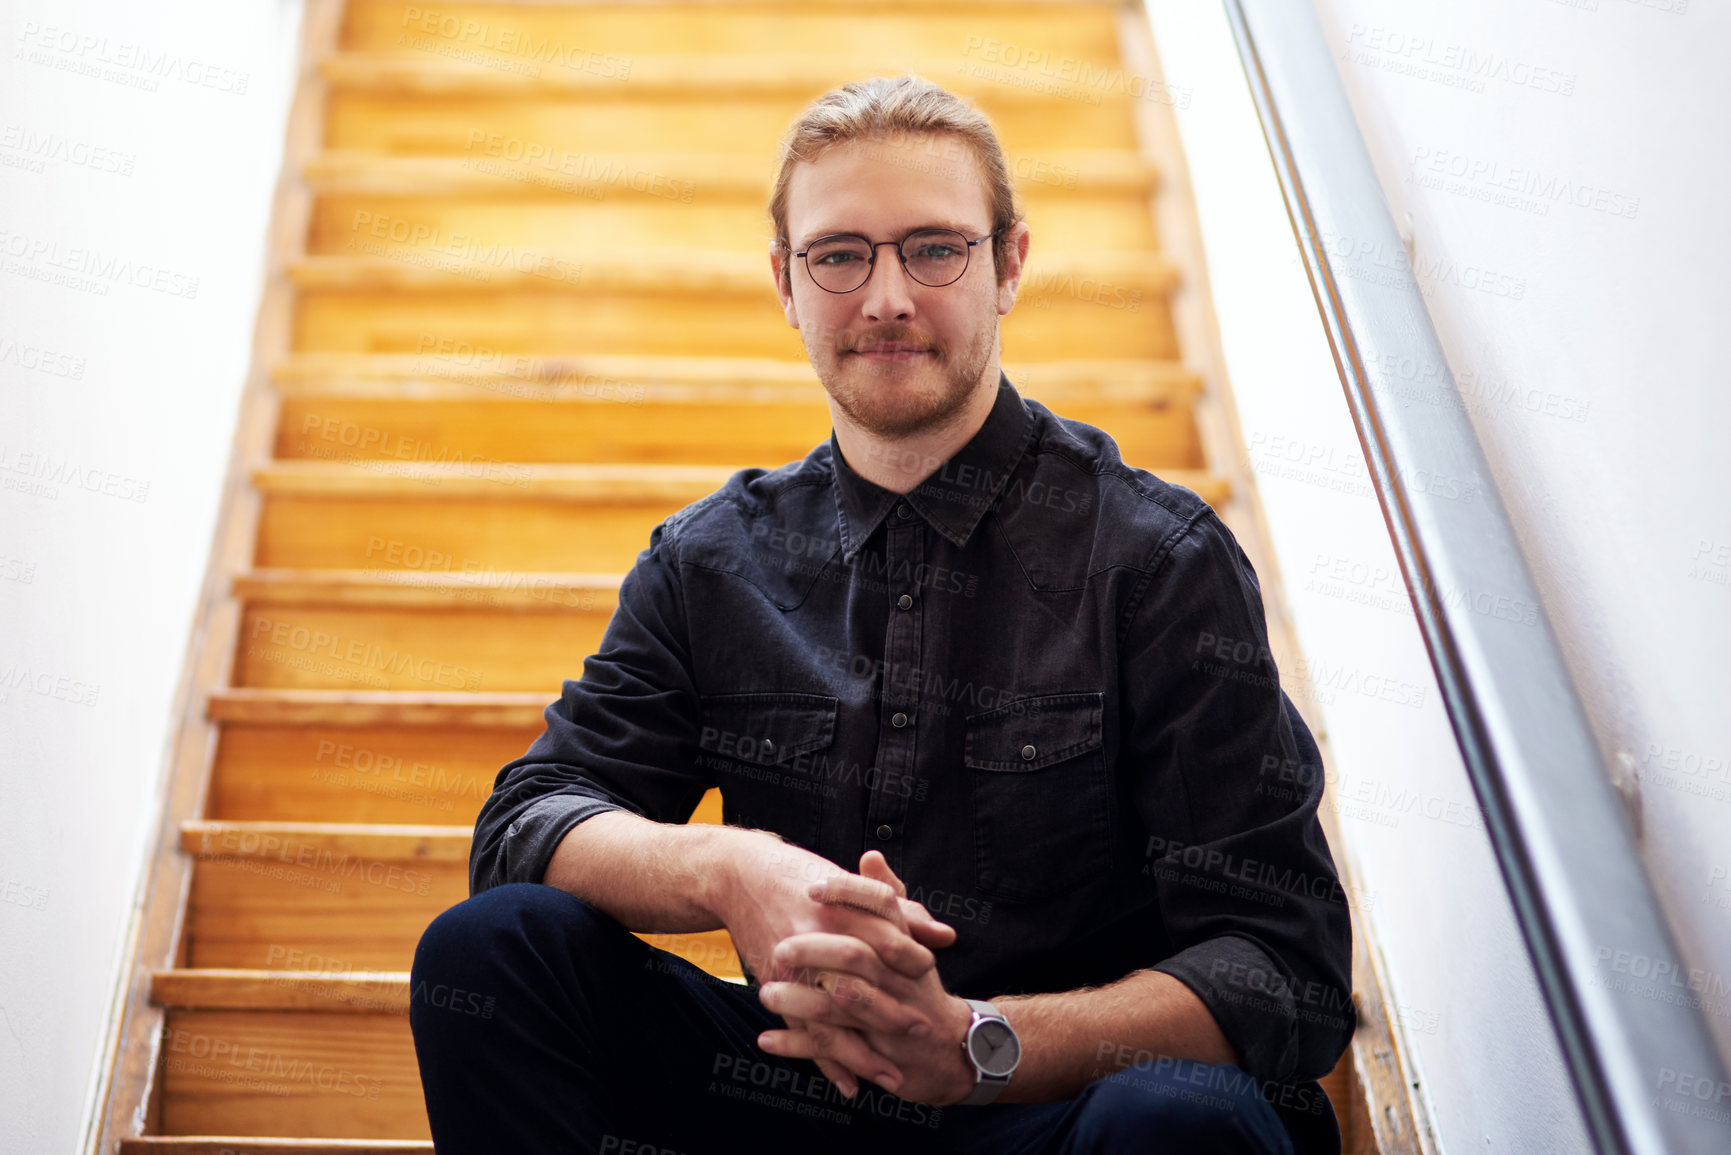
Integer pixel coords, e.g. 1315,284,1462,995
837,325,945,356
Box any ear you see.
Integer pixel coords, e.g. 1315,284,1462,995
771,241,800,329
996,221,1031,316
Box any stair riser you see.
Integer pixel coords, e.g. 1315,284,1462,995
306,194,1160,257
187,854,463,971
234,605,607,693
256,496,675,571
212,725,536,824
160,1010,426,1140
326,94,1136,158
294,289,1179,359
272,398,1202,467
341,2,1122,62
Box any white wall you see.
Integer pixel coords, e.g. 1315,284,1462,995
0,2,302,1150
1303,0,1731,1076
1143,3,1634,1151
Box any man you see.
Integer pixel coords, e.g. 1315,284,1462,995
410,75,1352,1154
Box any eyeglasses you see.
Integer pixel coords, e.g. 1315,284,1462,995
793,227,998,294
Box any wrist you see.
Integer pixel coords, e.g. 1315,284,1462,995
692,823,747,924
943,995,979,1105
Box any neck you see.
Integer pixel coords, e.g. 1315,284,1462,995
831,364,1001,494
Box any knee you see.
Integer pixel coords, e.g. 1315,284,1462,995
1071,1060,1290,1155
413,882,632,981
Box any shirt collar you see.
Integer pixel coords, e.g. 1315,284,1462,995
829,371,1036,563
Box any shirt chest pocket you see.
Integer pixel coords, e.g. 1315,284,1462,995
697,692,838,854
964,691,1112,903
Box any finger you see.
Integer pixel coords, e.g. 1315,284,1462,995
774,932,908,994
820,909,937,980
758,1023,903,1096
858,849,907,897
898,896,958,949
808,872,905,929
761,977,932,1038
817,1056,858,1099
783,1013,860,1098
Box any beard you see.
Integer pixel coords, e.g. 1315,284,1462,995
806,313,997,441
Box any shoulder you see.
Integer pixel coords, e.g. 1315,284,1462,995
1000,398,1223,585
653,444,840,599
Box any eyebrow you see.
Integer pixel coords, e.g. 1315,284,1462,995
794,222,989,249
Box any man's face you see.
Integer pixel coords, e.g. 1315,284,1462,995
773,132,1024,440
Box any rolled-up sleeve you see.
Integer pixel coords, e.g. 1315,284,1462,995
469,519,714,894
1122,509,1353,1084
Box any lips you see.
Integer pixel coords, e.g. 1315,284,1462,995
850,343,931,356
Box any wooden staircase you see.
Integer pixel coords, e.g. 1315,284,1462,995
94,2,1417,1152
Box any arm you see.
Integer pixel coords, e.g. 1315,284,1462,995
1122,509,1354,1085
765,508,1352,1098
542,808,752,934
991,970,1234,1102
545,808,954,960
469,519,712,895
762,858,1238,1105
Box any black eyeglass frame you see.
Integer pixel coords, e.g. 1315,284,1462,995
791,227,1000,294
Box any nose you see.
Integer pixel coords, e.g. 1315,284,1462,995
857,242,917,322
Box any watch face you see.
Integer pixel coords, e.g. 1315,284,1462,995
968,1019,1022,1078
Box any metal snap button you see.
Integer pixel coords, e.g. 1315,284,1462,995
897,593,913,610
1021,744,1037,761
876,824,894,840
892,712,909,728
896,504,913,519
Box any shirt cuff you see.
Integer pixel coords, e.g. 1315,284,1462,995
491,790,630,889
1151,934,1310,1084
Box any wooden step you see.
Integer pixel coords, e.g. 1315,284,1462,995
325,91,1138,161
207,704,725,827
209,720,535,825
182,822,469,970
271,379,1202,466
178,818,736,976
286,251,1179,298
235,569,620,610
321,52,1128,101
250,461,1226,571
269,353,1202,399
307,192,1162,267
208,689,551,728
231,604,595,693
149,932,742,1140
231,569,615,694
295,286,1177,361
153,970,412,1015
251,462,714,571
303,149,1159,199
253,459,732,501
181,821,473,863
156,1007,425,1140
251,459,1227,505
122,1138,431,1154
336,5,1122,71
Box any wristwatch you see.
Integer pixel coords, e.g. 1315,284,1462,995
958,998,1021,1105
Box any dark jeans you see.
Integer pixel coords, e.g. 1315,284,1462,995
409,884,1307,1155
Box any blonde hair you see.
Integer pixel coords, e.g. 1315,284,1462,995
768,75,1023,291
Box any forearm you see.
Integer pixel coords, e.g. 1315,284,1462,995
542,809,762,935
992,969,1237,1103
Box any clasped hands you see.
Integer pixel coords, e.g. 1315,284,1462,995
734,846,978,1106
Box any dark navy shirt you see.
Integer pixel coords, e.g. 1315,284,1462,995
471,373,1353,1087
